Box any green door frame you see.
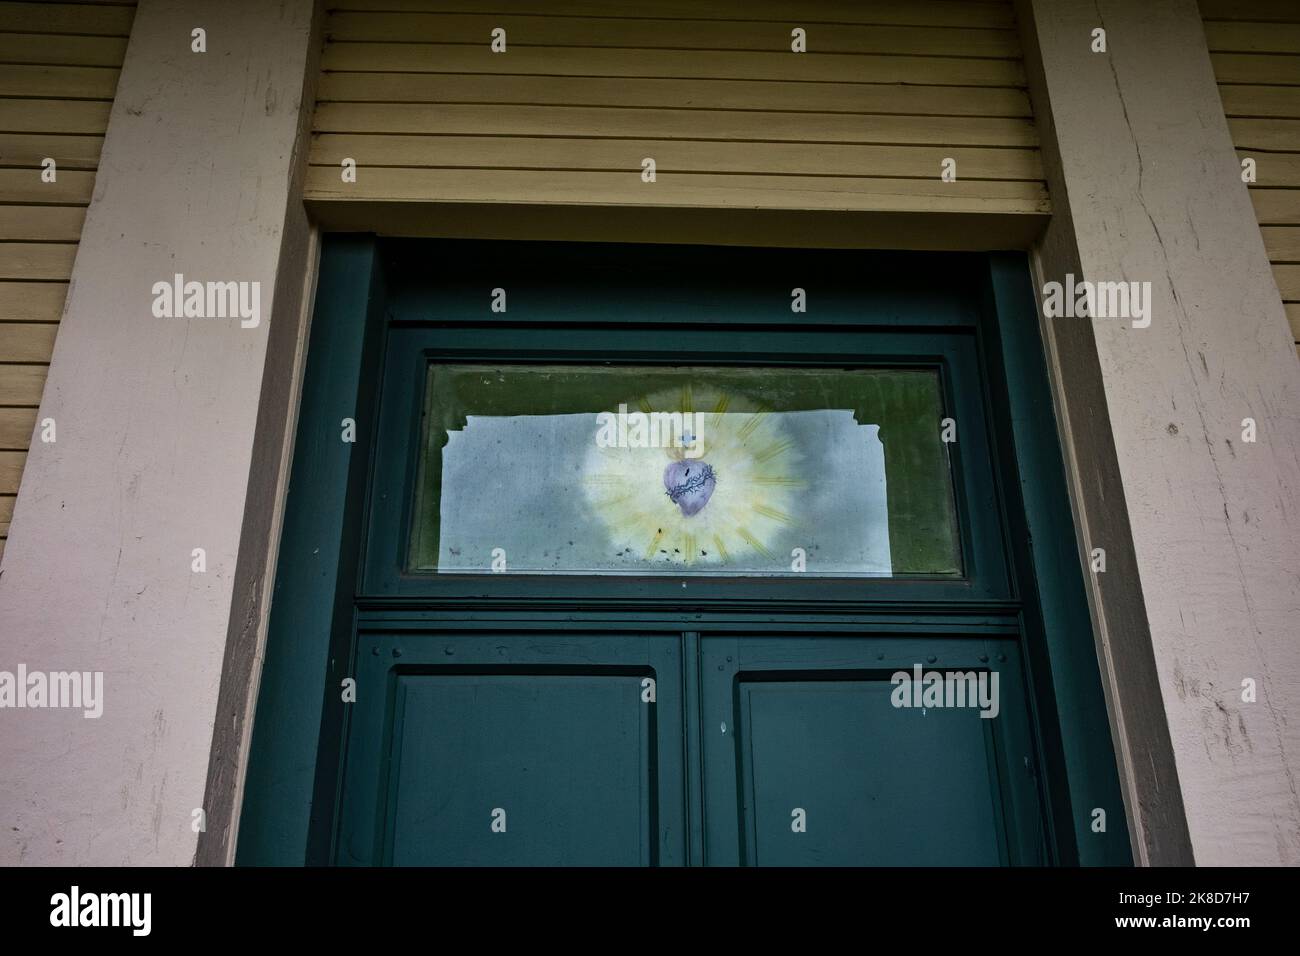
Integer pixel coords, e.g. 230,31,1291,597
236,237,1131,866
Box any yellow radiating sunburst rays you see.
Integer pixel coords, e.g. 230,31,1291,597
581,385,803,568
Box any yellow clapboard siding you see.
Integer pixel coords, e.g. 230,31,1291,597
0,494,13,536
331,0,1018,29
0,206,86,242
0,282,68,322
1237,150,1300,187
1274,263,1300,300
1252,189,1300,225
0,322,58,363
0,133,104,169
1201,0,1300,21
1207,8,1300,361
1211,54,1300,87
0,100,114,136
0,363,47,405
0,408,36,450
322,44,1026,86
0,8,128,510
304,166,1049,213
310,135,1045,180
1286,302,1300,339
1209,54,1300,86
316,72,1033,117
1204,22,1300,55
1220,85,1300,118
0,451,25,495
325,12,1022,58
0,1,134,36
312,3,1044,233
0,65,121,100
0,243,77,281
0,34,128,68
313,103,1038,147
0,168,94,204
1230,119,1300,152
1262,225,1300,261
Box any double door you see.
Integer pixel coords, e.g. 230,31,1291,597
336,627,1046,865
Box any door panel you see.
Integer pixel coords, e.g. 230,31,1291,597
388,673,648,865
701,635,1048,866
336,630,685,866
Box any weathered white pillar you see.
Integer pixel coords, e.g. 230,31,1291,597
1020,0,1300,864
0,0,319,865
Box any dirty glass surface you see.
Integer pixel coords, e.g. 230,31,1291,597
408,364,961,577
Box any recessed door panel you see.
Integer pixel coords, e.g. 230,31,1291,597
738,678,1003,866
387,672,651,866
701,635,1047,866
336,631,685,866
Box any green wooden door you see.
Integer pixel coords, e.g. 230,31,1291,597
237,239,1131,867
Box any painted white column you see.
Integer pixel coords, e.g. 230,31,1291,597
1022,0,1300,864
0,0,319,865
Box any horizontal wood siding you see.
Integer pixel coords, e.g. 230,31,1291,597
306,0,1048,239
1202,0,1300,362
0,0,136,560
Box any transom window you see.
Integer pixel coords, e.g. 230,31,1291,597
408,363,960,577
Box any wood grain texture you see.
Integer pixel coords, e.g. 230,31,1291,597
0,282,69,322
1208,54,1300,86
0,206,86,242
1237,150,1300,187
0,100,114,136
1262,226,1300,262
0,64,120,99
0,168,94,204
1230,119,1300,152
1220,85,1300,119
0,243,77,281
0,323,58,364
0,133,104,169
1250,187,1300,224
1274,263,1300,300
0,364,47,405
0,451,26,495
0,407,36,450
